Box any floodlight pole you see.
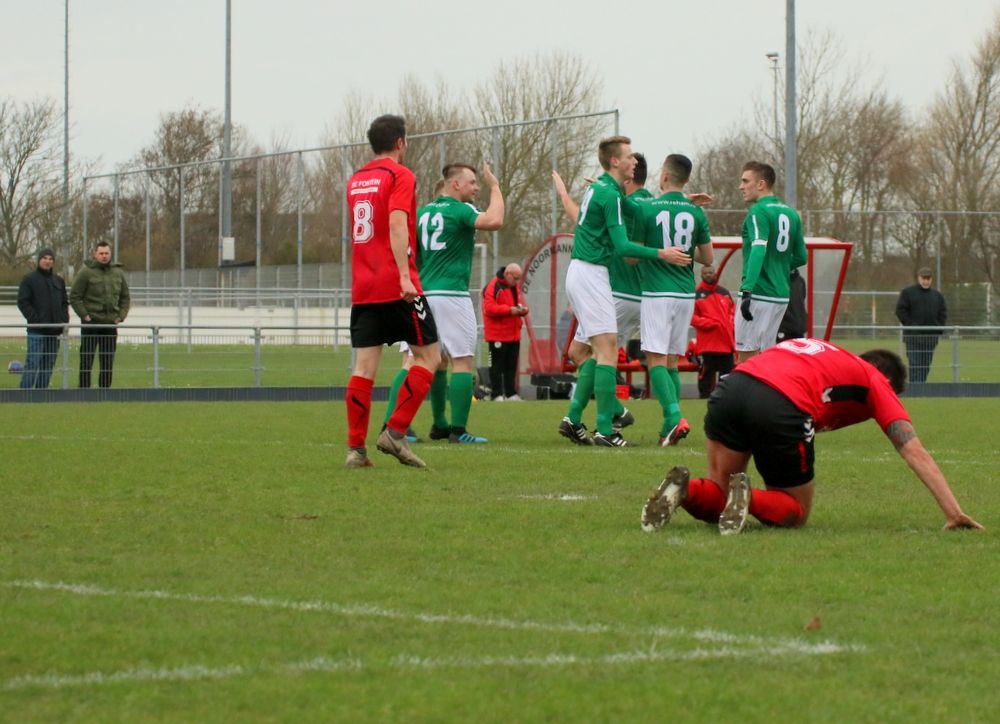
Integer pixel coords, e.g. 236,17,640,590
63,0,70,256
766,52,780,144
221,0,233,260
784,0,797,207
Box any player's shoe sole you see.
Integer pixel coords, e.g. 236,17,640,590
659,418,691,447
641,466,689,532
376,429,427,468
345,448,374,469
719,472,752,535
612,407,635,432
449,432,488,444
592,432,637,447
428,425,451,441
558,417,593,446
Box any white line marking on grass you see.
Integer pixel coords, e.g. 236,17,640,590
3,579,863,657
4,663,248,690
3,659,362,691
515,494,598,501
4,643,852,691
0,433,336,449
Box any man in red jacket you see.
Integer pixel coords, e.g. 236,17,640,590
690,265,735,398
482,263,528,400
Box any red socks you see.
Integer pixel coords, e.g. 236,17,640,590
346,375,374,449
682,477,805,527
387,365,433,434
749,489,804,527
681,478,727,523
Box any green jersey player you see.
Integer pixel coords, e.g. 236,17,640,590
555,136,688,447
736,161,807,361
415,161,504,444
634,154,713,447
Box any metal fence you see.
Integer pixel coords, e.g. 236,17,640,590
79,111,620,290
1,321,996,391
702,208,1000,301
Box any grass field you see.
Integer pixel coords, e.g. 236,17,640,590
2,397,998,722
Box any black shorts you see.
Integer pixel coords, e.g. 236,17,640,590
704,372,815,488
350,296,439,349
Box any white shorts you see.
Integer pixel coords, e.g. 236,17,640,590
640,296,695,355
567,260,617,343
577,296,640,347
735,299,787,352
426,295,477,358
614,296,641,348
398,342,412,355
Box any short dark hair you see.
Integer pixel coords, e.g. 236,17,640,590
442,163,476,180
743,161,776,188
367,114,406,154
860,349,907,394
95,241,111,250
631,153,647,185
664,154,693,184
598,135,631,170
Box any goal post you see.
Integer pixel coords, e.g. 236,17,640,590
519,234,853,375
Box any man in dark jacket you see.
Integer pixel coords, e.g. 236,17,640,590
70,241,131,388
895,267,947,384
690,265,735,399
482,263,527,400
776,267,808,343
17,247,69,389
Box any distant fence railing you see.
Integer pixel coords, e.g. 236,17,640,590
1,322,997,391
78,110,621,289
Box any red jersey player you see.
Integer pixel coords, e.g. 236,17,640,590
345,115,441,469
641,338,983,533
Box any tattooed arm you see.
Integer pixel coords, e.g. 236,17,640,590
886,420,984,530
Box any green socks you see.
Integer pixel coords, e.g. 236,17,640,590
650,365,681,436
594,364,618,436
566,358,597,425
383,367,410,424
430,370,449,429
449,372,475,430
667,367,682,401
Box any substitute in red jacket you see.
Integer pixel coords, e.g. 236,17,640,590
482,263,528,400
691,265,736,399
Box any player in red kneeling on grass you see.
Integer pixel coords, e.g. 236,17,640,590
641,338,983,534
344,114,441,469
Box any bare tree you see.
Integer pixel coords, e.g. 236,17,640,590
472,52,607,252
912,13,1000,290
692,32,915,289
0,98,65,270
112,105,253,271
321,54,608,263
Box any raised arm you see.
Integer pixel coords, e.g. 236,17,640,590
551,170,580,224
886,420,983,530
474,161,505,231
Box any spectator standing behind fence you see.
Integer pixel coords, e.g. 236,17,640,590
895,267,947,384
690,265,735,399
483,263,527,400
70,241,130,388
17,248,69,389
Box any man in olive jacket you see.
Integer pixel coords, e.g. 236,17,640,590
70,241,131,388
17,247,69,389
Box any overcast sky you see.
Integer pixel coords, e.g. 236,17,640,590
4,0,999,178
